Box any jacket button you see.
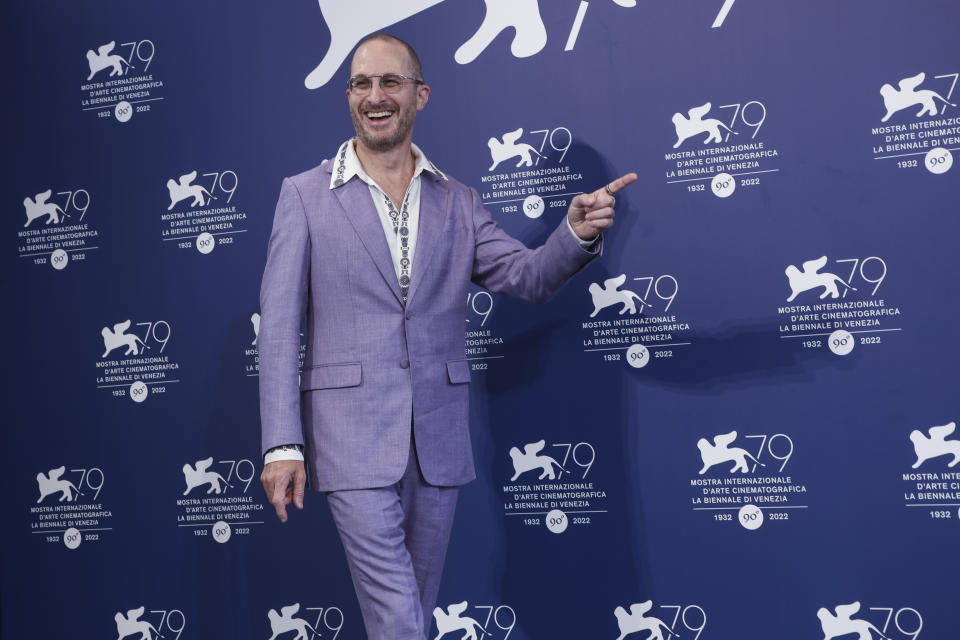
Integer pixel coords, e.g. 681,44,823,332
399,359,410,369
405,312,413,320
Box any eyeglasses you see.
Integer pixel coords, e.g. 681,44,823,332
348,73,423,95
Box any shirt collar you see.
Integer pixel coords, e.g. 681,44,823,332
329,138,447,190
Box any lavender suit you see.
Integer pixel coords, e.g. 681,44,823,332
258,151,599,639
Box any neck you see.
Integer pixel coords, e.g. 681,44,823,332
354,138,415,187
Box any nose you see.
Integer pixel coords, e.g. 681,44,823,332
367,80,387,102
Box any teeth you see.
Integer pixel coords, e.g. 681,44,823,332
367,111,393,118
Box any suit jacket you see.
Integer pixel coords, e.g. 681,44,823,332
258,157,599,491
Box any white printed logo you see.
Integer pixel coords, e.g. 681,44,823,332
481,125,582,215
101,320,146,357
176,456,260,542
161,169,244,253
484,126,573,172
114,607,185,640
95,319,177,401
910,422,960,468
433,601,487,640
509,440,568,481
305,0,544,89
34,466,104,505
22,189,91,226
871,71,957,173
671,102,739,148
86,41,133,80
785,256,857,302
115,101,133,123
245,311,262,376
23,190,68,227
614,601,707,640
690,430,806,526
697,430,765,474
817,603,922,640
509,440,595,482
36,466,82,503
244,311,308,377
166,171,217,209
114,607,160,640
304,1,737,89
455,0,546,65
580,272,688,365
81,39,161,122
179,457,256,497
267,603,316,640
433,602,516,640
588,274,651,318
881,72,956,122
487,127,546,171
738,504,763,530
182,457,233,495
777,255,899,348
251,313,261,346
18,188,96,270
696,431,794,475
671,100,768,149
664,98,774,195
711,172,736,198
614,602,672,640
464,289,505,366
503,440,604,531
266,603,344,640
30,465,111,548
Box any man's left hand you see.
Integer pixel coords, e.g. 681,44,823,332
567,172,639,241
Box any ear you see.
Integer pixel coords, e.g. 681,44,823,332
416,83,430,111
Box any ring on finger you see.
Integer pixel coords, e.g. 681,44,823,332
604,183,615,197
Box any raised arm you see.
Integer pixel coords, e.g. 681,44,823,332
470,173,638,302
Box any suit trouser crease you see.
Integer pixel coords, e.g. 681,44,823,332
326,444,458,640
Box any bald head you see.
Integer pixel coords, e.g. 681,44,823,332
350,34,423,81
346,33,430,155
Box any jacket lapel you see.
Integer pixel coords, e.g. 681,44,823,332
407,173,450,308
332,178,403,305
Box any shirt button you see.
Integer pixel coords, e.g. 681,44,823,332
400,359,410,369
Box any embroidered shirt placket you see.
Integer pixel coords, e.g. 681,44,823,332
383,188,413,304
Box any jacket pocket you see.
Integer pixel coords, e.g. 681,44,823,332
300,362,362,390
446,359,472,384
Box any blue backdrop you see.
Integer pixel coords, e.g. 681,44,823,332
3,1,959,639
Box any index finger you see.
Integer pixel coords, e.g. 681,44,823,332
272,481,290,522
601,172,639,195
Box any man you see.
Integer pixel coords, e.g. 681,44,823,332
258,33,636,640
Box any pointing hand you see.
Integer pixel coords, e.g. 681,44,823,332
567,172,639,241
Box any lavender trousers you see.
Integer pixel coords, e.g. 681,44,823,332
326,441,458,640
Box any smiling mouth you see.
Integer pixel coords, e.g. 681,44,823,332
364,110,395,123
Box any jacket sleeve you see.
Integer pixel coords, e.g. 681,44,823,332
258,178,310,456
469,187,601,303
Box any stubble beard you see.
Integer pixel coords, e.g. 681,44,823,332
351,100,416,152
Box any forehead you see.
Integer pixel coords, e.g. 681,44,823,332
350,39,411,76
